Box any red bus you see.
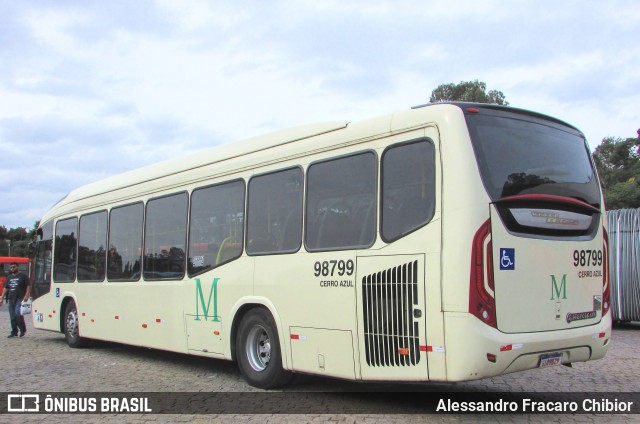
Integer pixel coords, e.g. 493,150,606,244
0,256,31,292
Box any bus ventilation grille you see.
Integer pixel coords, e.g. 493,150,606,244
361,260,420,367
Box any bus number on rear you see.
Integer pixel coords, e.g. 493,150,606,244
572,249,602,267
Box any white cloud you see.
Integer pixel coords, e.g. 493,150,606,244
24,7,86,51
156,0,251,32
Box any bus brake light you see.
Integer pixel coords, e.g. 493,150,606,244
469,219,497,328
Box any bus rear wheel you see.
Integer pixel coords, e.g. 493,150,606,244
64,301,88,348
236,308,292,389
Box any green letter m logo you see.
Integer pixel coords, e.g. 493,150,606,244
550,274,567,300
195,278,220,322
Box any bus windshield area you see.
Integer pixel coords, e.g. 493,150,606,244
465,109,601,207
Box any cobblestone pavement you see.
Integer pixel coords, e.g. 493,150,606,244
0,311,637,423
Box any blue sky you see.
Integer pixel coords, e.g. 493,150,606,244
1,0,639,229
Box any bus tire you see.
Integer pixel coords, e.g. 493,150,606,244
64,301,88,348
236,308,292,389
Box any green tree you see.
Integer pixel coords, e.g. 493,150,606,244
430,80,509,105
0,225,32,257
592,131,640,210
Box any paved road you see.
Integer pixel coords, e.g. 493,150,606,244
0,310,638,423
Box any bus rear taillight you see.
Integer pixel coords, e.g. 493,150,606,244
603,228,610,317
469,219,497,327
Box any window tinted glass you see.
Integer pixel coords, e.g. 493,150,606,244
39,219,54,240
382,140,436,242
108,203,143,281
54,218,78,283
247,168,303,255
466,111,601,206
306,152,376,251
144,192,188,280
32,220,53,299
78,211,107,282
189,180,245,276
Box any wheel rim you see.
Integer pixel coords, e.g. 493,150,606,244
66,309,78,339
245,324,271,372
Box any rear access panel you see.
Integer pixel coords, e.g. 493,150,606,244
356,254,428,381
490,202,604,333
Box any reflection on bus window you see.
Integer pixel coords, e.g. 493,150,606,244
32,220,53,299
188,180,245,276
382,140,436,242
306,152,377,251
247,168,303,255
78,211,107,282
108,203,143,282
54,218,77,283
144,193,188,280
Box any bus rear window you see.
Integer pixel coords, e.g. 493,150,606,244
465,110,601,207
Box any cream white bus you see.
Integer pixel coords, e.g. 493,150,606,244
30,102,611,389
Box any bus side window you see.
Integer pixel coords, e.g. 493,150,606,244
247,167,303,255
143,192,188,281
381,139,436,242
54,217,78,283
188,180,245,276
78,210,108,282
306,152,377,251
108,203,143,282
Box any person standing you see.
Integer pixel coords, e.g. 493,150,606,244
0,262,30,337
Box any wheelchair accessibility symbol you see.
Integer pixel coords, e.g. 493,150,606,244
500,248,515,270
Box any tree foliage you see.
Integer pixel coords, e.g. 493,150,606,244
0,222,38,257
592,131,640,210
430,80,509,105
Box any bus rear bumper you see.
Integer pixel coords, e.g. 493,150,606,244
442,312,612,382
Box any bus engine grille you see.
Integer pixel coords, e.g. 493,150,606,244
362,260,420,366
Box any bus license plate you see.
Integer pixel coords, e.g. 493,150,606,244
539,352,562,368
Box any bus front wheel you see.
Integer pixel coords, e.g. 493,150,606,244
64,301,88,348
236,308,292,389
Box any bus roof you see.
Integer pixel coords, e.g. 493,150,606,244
413,102,581,131
45,120,351,218
39,102,581,227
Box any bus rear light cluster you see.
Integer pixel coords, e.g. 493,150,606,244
469,219,497,328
